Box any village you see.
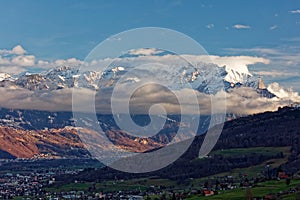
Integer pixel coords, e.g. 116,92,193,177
0,158,299,200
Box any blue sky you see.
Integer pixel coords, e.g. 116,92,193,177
0,0,300,91
0,0,299,58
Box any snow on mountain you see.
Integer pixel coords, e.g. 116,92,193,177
9,66,98,90
0,53,276,99
0,73,12,81
2,53,299,123
224,65,251,86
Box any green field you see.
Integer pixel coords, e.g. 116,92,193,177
210,146,289,176
210,146,290,158
39,178,300,200
46,178,177,193
45,182,92,192
187,179,300,200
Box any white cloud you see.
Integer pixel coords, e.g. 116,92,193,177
181,54,269,75
206,24,214,29
270,25,278,30
54,58,83,66
225,46,300,68
0,46,36,74
0,45,85,75
275,53,300,66
281,37,300,42
127,48,163,56
11,55,35,66
253,70,298,77
232,24,251,29
225,47,282,55
246,48,281,55
268,82,300,101
0,45,26,55
12,45,27,55
0,87,73,112
225,87,294,115
289,9,300,14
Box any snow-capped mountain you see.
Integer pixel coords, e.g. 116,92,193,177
0,73,12,81
0,57,274,97
0,66,102,91
224,65,252,86
0,46,275,96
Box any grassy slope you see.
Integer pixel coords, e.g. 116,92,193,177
45,147,292,193
45,178,176,193
187,179,300,200
211,146,290,157
190,146,291,186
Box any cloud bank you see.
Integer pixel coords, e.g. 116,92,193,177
0,45,82,75
0,82,298,116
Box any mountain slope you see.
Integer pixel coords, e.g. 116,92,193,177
0,106,299,160
55,106,300,182
0,126,88,158
0,124,168,158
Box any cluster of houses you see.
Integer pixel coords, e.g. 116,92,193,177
0,162,84,199
0,172,49,199
46,191,145,200
189,170,300,200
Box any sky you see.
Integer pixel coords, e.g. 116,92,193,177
0,0,299,92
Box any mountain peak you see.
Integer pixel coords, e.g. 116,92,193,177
0,73,12,81
258,77,266,89
223,65,252,85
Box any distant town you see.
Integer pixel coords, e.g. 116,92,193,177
0,156,299,200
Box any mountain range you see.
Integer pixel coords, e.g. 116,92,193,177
0,48,279,96
0,52,299,159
